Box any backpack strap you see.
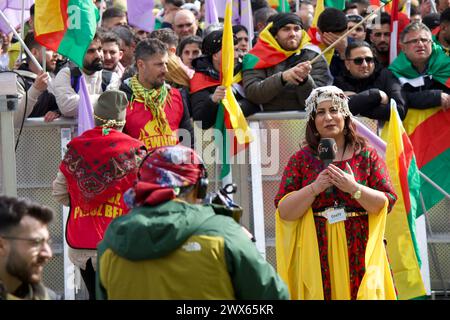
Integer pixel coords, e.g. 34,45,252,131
101,70,113,92
69,67,82,93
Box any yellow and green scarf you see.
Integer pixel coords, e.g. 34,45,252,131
130,76,171,133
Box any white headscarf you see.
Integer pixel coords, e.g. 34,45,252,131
305,86,352,120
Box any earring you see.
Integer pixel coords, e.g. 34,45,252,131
314,132,319,137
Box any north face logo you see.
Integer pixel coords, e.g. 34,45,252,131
182,242,201,252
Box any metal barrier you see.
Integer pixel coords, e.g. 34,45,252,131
1,112,449,298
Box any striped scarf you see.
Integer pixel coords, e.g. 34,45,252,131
130,76,171,132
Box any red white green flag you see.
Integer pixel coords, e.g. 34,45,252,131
388,43,450,211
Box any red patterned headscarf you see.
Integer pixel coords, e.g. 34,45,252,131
131,146,205,206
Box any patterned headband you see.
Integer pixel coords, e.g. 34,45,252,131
305,86,352,120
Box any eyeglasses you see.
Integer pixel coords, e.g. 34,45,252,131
1,235,52,248
347,56,374,65
403,37,432,45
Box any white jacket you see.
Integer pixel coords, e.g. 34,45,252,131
53,67,121,117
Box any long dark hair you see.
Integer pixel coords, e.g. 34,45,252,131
304,114,368,155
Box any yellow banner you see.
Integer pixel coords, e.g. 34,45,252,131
221,0,253,145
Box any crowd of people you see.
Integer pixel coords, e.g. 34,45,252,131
1,0,449,300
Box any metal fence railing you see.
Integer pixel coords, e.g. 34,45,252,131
1,112,449,298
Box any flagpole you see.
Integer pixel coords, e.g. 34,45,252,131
0,10,43,72
430,0,437,14
42,48,46,72
310,0,393,65
419,171,450,199
19,0,26,65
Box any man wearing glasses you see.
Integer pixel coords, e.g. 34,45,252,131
389,22,450,111
0,196,58,300
333,40,405,120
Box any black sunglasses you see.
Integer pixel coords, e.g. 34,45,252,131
348,56,374,65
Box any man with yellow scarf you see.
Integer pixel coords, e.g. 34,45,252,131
120,38,194,149
242,12,332,112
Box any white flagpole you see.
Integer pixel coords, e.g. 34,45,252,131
0,10,43,72
42,48,46,72
19,0,26,65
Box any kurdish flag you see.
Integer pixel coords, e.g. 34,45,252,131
385,102,426,300
242,23,312,71
215,0,253,179
34,0,99,68
388,43,450,211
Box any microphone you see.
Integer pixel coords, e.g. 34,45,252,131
318,138,337,167
318,138,337,194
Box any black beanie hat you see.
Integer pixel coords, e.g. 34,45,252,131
269,12,303,36
202,30,224,56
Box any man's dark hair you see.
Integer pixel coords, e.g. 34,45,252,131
440,7,450,23
344,2,358,13
102,7,127,21
99,31,122,47
423,13,440,29
318,7,348,33
410,5,419,17
176,35,202,57
378,12,391,26
135,38,168,62
345,40,374,58
166,0,185,7
112,25,137,47
0,196,53,235
24,31,40,62
149,28,179,48
251,0,269,11
24,31,40,51
30,4,35,17
254,7,277,28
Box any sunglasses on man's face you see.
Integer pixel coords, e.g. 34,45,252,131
347,56,374,65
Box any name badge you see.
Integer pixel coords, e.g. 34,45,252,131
325,207,347,224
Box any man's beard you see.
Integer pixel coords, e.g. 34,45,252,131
376,43,389,54
6,252,42,285
84,59,103,72
151,80,165,89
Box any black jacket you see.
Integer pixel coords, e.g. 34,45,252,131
333,65,406,120
190,56,261,130
399,73,450,110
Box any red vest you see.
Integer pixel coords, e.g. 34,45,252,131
60,128,145,249
124,88,184,150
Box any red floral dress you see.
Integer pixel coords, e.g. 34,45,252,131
275,145,397,300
